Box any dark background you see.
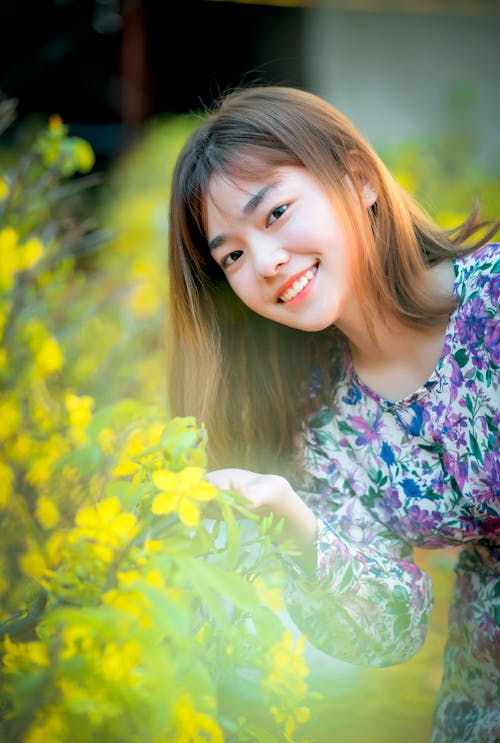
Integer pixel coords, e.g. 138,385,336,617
0,0,305,168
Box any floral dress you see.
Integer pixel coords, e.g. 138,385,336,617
284,242,499,742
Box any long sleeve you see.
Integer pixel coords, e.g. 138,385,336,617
283,429,434,668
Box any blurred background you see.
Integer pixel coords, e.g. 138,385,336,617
1,1,499,741
2,0,499,172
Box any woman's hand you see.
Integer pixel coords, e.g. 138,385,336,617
206,468,317,573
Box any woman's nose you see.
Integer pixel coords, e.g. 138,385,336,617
251,240,289,277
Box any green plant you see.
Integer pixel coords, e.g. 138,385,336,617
0,100,314,743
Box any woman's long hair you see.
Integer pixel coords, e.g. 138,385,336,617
166,85,498,471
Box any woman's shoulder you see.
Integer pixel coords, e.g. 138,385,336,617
450,242,499,369
453,242,499,307
453,242,500,280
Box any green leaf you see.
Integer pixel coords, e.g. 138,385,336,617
139,583,194,643
242,726,281,743
465,393,474,413
219,498,242,571
179,564,232,629
105,479,149,511
469,432,483,463
185,559,260,614
177,656,216,700
454,348,469,368
309,409,333,428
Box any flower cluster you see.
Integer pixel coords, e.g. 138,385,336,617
0,101,313,742
262,631,311,739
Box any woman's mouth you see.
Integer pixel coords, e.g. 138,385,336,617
277,264,318,303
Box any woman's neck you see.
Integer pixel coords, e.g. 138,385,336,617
336,259,455,401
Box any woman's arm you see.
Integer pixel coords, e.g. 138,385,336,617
282,489,433,667
206,468,317,572
206,466,433,668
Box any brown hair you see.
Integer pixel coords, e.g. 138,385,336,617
166,85,498,472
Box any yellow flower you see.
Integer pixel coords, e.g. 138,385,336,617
102,587,152,628
171,694,223,743
111,427,147,478
97,427,116,454
266,631,308,688
144,537,163,553
0,399,20,441
35,496,60,529
73,137,95,172
65,393,94,428
24,435,69,487
124,428,147,457
147,421,164,445
46,532,65,565
31,401,53,433
262,631,310,731
19,237,44,270
60,624,94,660
112,458,140,478
152,467,216,527
0,177,9,200
295,706,311,724
25,709,66,743
65,393,94,444
2,635,49,670
270,703,311,739
26,457,53,485
35,336,64,375
6,433,33,461
144,568,164,588
0,226,20,290
99,640,142,682
19,545,52,581
117,569,141,586
75,496,138,549
253,574,285,612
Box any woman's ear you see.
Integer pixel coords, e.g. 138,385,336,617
362,182,378,207
345,150,378,208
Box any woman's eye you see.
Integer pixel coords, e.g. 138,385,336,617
267,204,288,226
221,250,243,268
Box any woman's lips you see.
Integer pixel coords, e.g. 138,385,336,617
277,263,318,303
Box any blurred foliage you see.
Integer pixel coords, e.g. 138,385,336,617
0,101,315,742
298,546,458,742
379,84,500,234
0,91,498,743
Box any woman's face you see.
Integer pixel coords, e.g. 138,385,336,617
205,164,365,332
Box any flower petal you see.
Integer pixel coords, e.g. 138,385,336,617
152,470,178,491
152,492,178,515
178,499,200,527
178,467,205,487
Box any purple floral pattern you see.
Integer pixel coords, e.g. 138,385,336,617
284,243,499,741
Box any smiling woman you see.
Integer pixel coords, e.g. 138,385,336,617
166,84,499,743
205,165,357,331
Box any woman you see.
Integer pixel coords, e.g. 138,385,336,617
166,85,499,741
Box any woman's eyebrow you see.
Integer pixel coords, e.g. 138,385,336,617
208,181,280,253
208,235,226,253
242,182,278,215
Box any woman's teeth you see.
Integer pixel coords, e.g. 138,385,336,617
279,268,316,303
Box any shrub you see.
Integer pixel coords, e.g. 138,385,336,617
0,99,314,743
